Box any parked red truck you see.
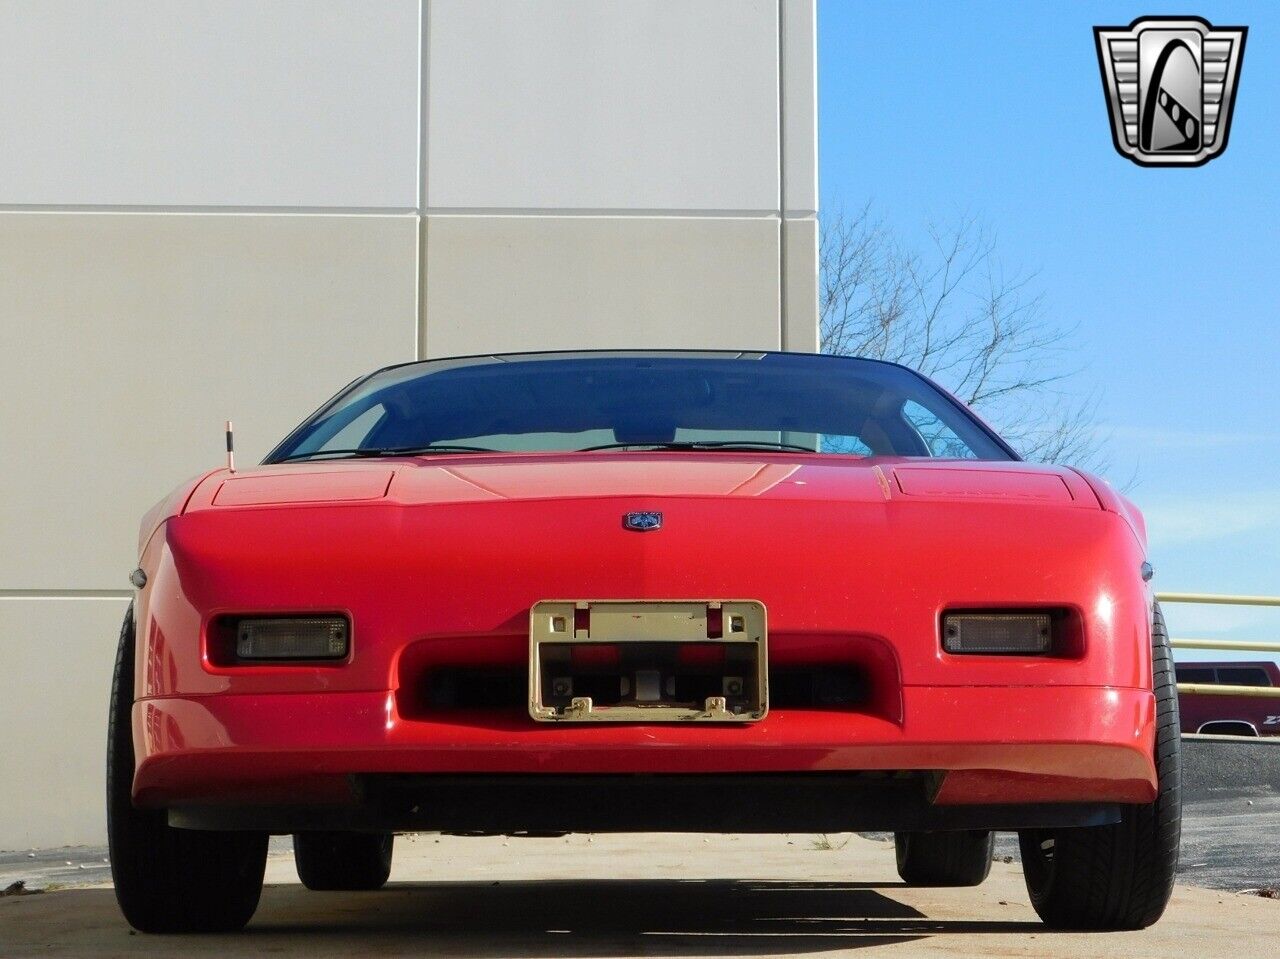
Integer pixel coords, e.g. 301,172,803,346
1175,660,1280,736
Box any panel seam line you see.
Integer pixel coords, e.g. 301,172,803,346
777,0,788,350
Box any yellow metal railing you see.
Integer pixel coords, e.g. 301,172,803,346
1159,591,1280,608
1158,592,1280,700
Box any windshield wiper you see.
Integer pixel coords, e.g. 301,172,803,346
575,440,818,454
277,444,497,462
279,440,821,462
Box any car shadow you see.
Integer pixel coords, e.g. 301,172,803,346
5,879,1046,957
242,878,1042,956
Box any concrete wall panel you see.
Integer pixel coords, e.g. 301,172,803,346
0,597,130,849
781,0,818,215
422,215,780,357
783,216,819,351
426,0,779,211
0,212,418,590
0,1,420,207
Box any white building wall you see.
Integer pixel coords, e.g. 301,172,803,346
0,0,817,849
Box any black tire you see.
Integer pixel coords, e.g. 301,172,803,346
108,606,268,933
294,832,394,891
894,830,994,886
1018,602,1181,930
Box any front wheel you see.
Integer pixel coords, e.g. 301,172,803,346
108,606,268,933
894,830,994,886
294,832,394,890
1018,603,1181,929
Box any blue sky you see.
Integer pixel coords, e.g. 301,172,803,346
818,1,1280,651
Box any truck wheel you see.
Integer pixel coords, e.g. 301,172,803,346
294,832,394,890
1018,603,1181,929
108,606,268,932
894,830,994,886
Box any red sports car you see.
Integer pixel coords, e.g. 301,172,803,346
108,350,1179,932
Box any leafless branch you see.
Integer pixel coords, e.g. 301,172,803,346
821,205,1106,471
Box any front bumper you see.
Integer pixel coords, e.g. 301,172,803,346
134,684,1157,831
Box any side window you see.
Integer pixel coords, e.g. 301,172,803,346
1175,666,1216,684
901,400,978,459
1217,668,1272,688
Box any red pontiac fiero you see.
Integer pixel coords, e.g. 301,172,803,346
109,350,1179,932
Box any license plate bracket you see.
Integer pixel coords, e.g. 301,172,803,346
528,600,767,722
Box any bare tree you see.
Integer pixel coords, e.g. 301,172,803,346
821,205,1105,471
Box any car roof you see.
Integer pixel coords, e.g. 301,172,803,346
367,348,918,379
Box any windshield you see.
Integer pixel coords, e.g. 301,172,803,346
266,352,1015,463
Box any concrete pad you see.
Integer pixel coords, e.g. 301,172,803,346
2,832,1276,958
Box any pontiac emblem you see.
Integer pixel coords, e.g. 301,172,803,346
623,511,663,532
1094,17,1246,167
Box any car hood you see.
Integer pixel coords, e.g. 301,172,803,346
155,451,1149,694
185,453,1103,512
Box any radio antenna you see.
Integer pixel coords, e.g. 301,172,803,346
225,420,236,473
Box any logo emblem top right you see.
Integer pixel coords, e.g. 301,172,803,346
1094,17,1247,167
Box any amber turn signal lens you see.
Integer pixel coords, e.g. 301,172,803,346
942,612,1052,655
235,617,349,661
